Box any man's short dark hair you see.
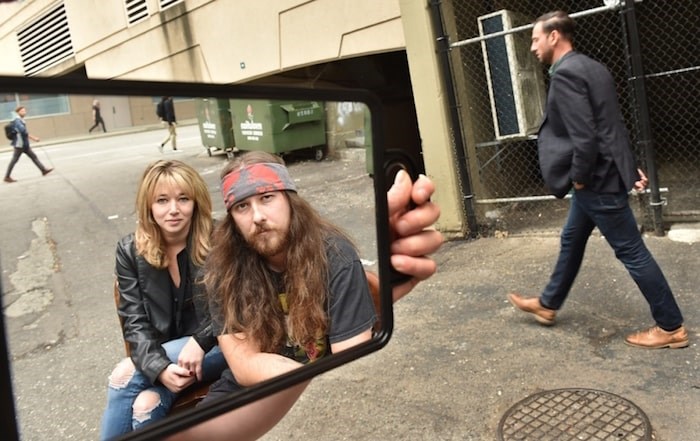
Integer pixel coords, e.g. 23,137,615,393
535,10,575,43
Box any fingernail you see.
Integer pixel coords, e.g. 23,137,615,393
394,169,408,185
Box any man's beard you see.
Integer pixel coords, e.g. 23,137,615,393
540,48,554,65
248,226,288,258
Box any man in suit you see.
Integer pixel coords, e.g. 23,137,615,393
507,11,687,349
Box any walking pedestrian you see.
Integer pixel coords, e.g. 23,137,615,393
158,96,177,152
89,99,107,133
4,106,53,183
507,10,688,349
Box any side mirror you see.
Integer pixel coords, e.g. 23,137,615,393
0,75,405,440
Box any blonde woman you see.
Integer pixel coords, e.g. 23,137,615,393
89,99,107,133
100,160,226,440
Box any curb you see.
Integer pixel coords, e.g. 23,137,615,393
0,119,199,154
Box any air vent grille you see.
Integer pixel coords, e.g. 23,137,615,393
160,0,183,10
17,2,74,76
125,0,149,26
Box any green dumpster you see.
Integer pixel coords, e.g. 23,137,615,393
195,98,235,157
230,99,327,160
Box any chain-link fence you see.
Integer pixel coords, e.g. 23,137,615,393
438,0,699,236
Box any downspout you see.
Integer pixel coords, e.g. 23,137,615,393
621,0,665,235
427,0,478,238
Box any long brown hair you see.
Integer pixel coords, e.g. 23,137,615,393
134,160,212,268
205,151,351,352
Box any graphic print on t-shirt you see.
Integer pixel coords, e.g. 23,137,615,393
277,292,328,363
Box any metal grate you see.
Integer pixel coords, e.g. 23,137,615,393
17,2,74,76
125,0,149,26
497,388,652,441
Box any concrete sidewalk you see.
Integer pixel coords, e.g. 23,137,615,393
263,229,699,440
0,119,201,154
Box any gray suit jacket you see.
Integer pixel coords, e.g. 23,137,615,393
537,51,639,198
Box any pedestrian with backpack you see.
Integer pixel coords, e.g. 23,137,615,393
157,96,177,153
4,106,53,183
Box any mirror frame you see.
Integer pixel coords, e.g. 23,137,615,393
0,75,396,440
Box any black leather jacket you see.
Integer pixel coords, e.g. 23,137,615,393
115,233,216,384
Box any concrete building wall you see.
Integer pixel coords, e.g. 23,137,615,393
397,0,467,236
0,0,405,82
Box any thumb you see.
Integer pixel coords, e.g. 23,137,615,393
387,169,411,216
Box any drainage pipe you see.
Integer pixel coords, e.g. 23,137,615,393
427,0,478,237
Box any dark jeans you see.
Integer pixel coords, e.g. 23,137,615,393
89,117,106,132
5,145,48,177
540,189,684,330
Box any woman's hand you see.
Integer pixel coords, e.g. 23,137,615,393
177,336,206,381
157,363,196,393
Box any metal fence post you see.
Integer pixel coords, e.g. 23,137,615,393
621,0,665,235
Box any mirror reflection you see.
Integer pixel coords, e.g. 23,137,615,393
0,92,380,440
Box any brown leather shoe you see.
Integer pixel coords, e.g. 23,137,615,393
42,168,54,176
624,325,689,349
4,176,17,183
507,292,556,326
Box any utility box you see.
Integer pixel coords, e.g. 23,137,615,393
195,98,235,157
478,10,546,140
230,99,327,160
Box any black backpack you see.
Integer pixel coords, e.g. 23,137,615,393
156,101,164,118
4,122,16,141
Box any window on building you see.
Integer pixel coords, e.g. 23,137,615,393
0,94,70,121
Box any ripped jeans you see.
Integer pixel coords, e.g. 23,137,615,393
99,336,226,440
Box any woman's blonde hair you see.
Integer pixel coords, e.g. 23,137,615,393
134,160,212,268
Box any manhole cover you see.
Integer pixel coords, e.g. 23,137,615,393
497,388,652,441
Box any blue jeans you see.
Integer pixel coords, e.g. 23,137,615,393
540,189,684,330
99,337,226,440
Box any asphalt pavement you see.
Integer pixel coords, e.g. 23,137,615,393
1,125,698,440
262,228,699,441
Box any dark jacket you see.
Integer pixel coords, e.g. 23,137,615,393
537,51,639,198
115,233,216,384
161,98,176,125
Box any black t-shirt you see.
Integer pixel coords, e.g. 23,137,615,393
210,234,376,363
173,248,197,336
